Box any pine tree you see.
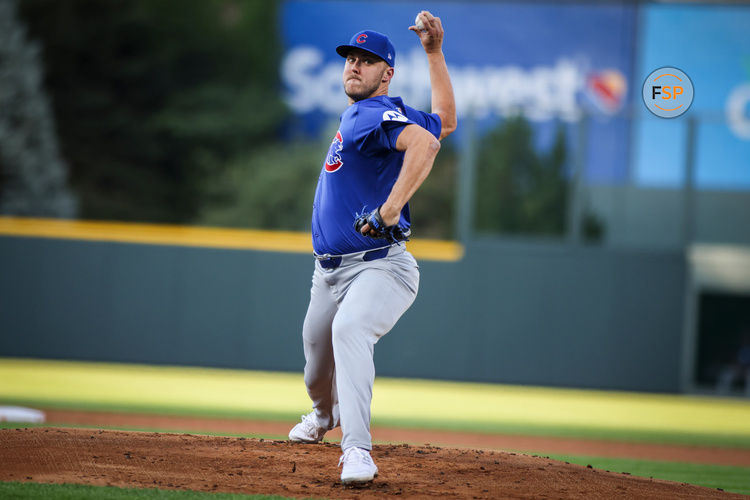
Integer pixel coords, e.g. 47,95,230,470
0,0,76,217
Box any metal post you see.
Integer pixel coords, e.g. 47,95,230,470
455,112,477,244
679,116,699,393
567,114,588,244
683,117,697,247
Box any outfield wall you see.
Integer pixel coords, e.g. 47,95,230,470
0,233,685,392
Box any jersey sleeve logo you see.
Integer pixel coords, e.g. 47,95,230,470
324,130,344,172
382,110,409,123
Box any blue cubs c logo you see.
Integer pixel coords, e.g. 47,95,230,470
356,34,367,44
324,130,344,172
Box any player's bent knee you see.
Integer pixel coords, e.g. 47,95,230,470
331,315,382,348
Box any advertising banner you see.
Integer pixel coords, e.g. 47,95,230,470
281,1,636,182
635,5,750,189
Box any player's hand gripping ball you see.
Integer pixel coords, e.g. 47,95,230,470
414,13,426,31
354,207,411,243
410,11,443,53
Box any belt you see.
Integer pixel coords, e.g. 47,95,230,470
315,246,392,270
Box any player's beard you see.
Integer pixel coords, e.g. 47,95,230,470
344,71,385,102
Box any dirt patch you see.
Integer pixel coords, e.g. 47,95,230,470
0,428,743,499
42,408,750,467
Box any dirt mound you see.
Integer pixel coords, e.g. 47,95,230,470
0,428,741,499
39,408,750,467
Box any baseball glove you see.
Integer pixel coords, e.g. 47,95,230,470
354,207,411,243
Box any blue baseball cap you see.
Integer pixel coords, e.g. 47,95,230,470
336,30,395,67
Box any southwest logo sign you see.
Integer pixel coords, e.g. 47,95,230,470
586,70,627,114
283,49,631,122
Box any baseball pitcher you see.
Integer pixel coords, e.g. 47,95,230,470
288,11,456,485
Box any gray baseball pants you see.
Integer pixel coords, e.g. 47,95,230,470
301,243,419,451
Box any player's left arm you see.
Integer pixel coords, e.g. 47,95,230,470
412,11,456,140
360,124,440,232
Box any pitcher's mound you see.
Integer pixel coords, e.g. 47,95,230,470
0,428,741,499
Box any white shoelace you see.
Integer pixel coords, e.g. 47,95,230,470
338,447,373,467
299,412,319,432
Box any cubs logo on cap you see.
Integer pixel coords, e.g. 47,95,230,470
336,30,396,67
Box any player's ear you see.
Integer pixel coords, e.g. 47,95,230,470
382,67,394,83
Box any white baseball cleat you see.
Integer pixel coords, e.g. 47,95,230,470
288,411,328,443
339,447,378,484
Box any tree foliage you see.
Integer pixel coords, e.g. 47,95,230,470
18,0,285,223
0,0,76,216
13,2,600,242
474,116,569,237
197,140,325,230
408,141,457,239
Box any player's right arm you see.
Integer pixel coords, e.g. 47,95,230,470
411,11,456,140
364,124,440,231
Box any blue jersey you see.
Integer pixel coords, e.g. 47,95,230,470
312,95,441,255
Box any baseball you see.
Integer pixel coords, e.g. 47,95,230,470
415,13,425,31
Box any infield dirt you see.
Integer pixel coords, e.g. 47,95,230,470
37,408,750,467
0,427,744,499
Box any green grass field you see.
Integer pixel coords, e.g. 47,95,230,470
545,455,750,495
2,357,750,497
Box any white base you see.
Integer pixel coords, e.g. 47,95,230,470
0,406,46,423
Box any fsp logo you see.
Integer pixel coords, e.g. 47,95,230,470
642,67,694,118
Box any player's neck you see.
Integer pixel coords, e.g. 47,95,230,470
348,88,389,105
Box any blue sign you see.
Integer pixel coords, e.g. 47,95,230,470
281,1,636,183
634,5,750,190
